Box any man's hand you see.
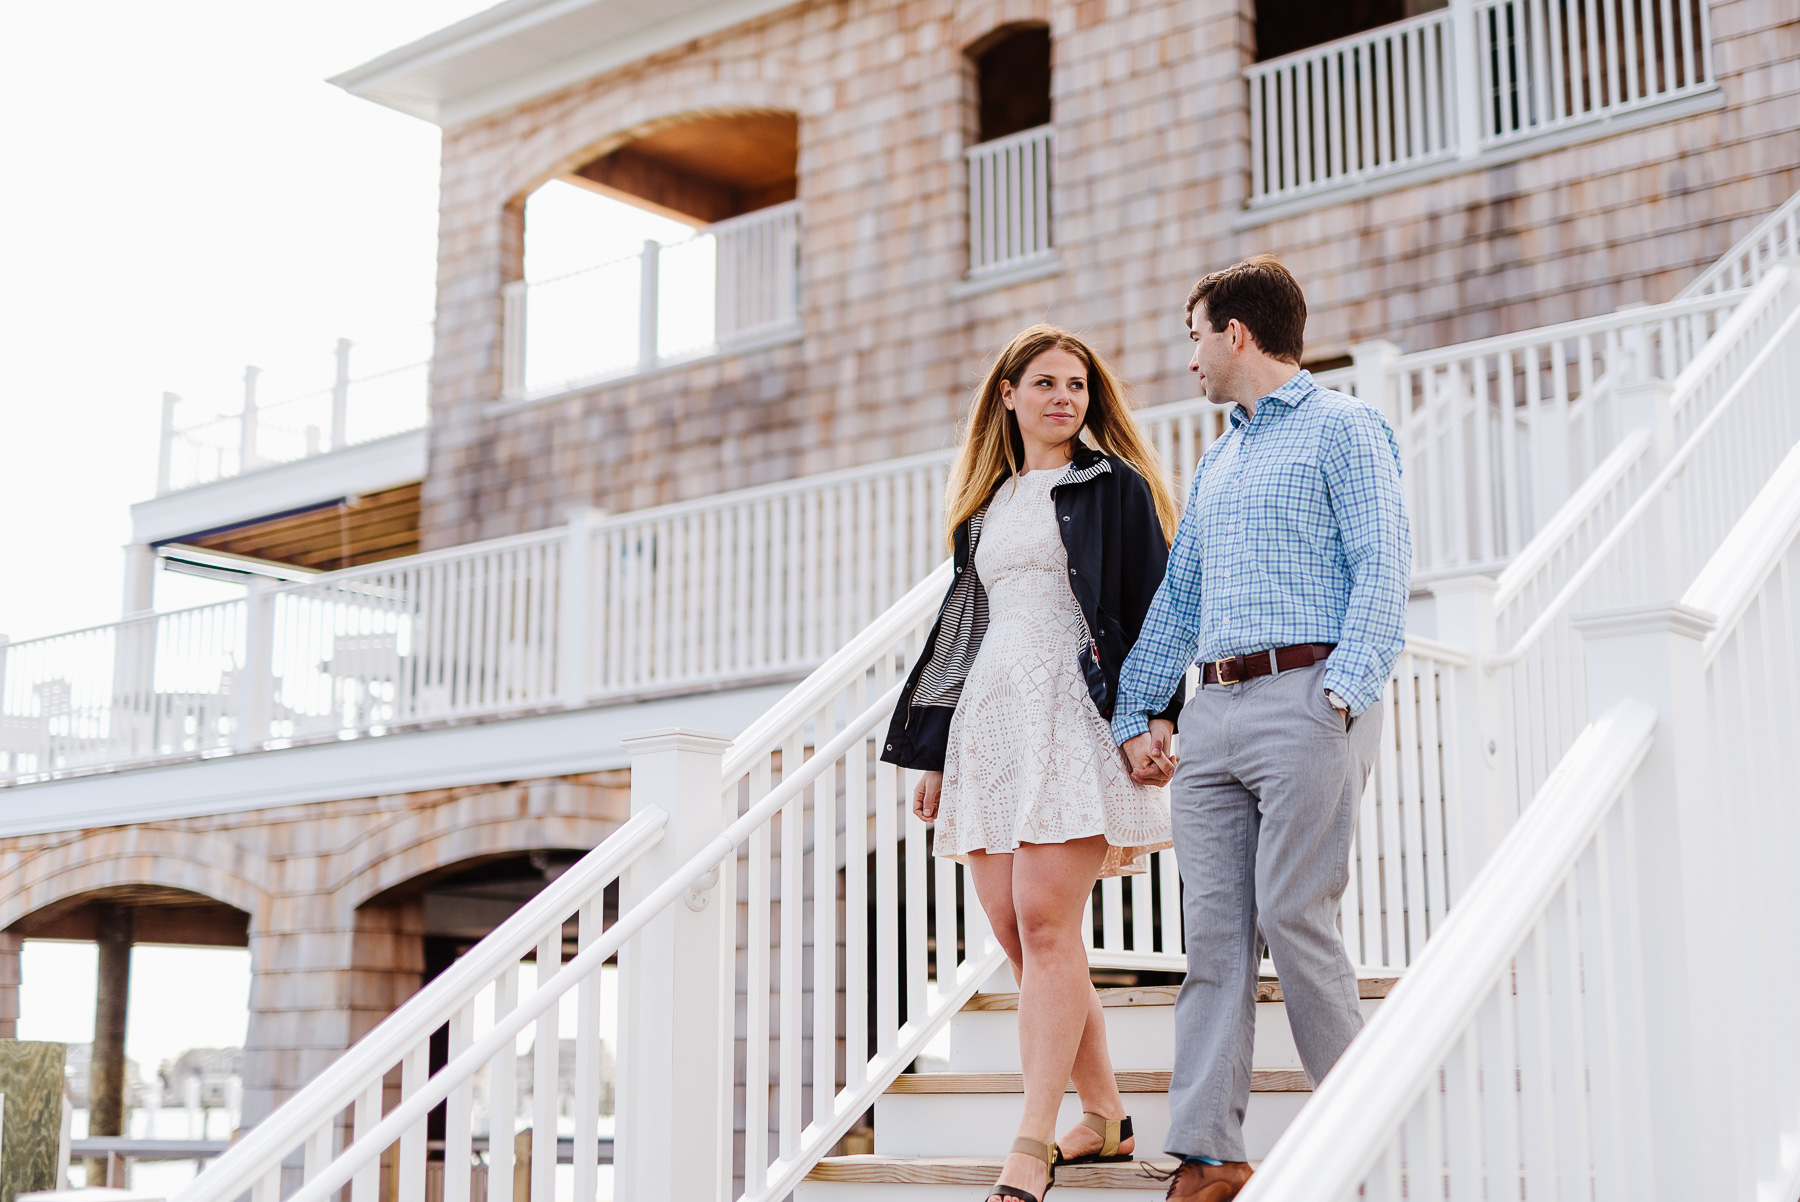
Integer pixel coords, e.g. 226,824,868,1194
1123,719,1178,786
1326,689,1350,729
912,770,943,822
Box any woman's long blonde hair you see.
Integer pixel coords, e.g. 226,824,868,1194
944,325,1181,547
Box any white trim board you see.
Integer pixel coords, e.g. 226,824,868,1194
330,0,802,127
132,429,428,545
0,683,788,839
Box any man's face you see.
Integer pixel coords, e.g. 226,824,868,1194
1188,303,1230,398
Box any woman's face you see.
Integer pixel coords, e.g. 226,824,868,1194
1000,346,1089,452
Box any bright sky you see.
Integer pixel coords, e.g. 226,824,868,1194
0,1,690,645
0,2,677,1076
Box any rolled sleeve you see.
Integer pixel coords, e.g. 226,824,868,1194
1319,406,1411,714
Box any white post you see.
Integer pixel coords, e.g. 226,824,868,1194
234,577,275,753
239,366,262,474
121,544,156,617
558,507,605,710
331,338,353,451
638,240,661,374
1350,339,1402,425
1573,603,1737,1198
1447,0,1484,159
156,392,180,496
1429,574,1511,896
502,281,528,400
615,728,734,1202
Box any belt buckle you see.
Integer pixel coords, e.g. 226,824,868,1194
1213,656,1240,686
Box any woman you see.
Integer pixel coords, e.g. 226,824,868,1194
882,325,1183,1202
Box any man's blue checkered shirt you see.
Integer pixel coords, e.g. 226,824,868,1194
1112,370,1411,741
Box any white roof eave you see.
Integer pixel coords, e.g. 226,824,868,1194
329,0,800,127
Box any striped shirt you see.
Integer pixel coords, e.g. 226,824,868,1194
1111,370,1411,741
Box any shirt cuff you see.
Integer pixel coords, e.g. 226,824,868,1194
1111,710,1152,745
1320,669,1381,715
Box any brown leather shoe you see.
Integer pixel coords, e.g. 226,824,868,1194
1147,1159,1254,1201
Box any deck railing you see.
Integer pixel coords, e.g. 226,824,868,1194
965,125,1054,276
500,201,800,402
1247,0,1714,206
1245,402,1800,1202
156,324,433,494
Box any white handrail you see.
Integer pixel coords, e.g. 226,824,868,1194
1489,290,1800,668
1241,698,1657,1199
1491,429,1651,612
1682,186,1800,298
176,807,669,1202
1683,440,1800,661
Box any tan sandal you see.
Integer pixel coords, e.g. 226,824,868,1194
987,1136,1058,1202
1056,1113,1134,1165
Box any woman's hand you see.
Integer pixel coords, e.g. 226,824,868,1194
912,771,944,822
1125,719,1179,786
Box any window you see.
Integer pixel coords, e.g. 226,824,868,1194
963,25,1056,278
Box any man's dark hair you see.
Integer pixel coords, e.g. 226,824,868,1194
1185,255,1306,364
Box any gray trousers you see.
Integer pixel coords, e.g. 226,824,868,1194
1163,660,1383,1161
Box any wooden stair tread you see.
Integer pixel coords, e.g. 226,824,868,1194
962,976,1397,1012
887,1069,1309,1093
807,1155,1182,1188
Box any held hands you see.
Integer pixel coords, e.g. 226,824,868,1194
912,770,943,822
1122,718,1178,786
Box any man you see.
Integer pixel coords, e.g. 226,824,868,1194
1112,256,1410,1199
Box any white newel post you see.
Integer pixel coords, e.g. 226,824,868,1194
157,392,180,496
239,366,262,473
616,728,735,1202
559,507,605,710
637,240,661,374
234,577,275,753
331,338,353,451
1350,340,1402,426
1573,603,1737,1198
1446,0,1483,159
1429,575,1511,896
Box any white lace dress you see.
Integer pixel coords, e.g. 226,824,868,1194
935,469,1172,877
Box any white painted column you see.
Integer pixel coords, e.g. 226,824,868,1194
234,577,275,753
615,728,735,1202
239,366,262,474
331,339,353,451
637,240,661,374
1573,602,1739,1198
156,392,180,496
1429,574,1512,896
1447,0,1484,159
558,507,606,711
1350,339,1402,426
121,543,157,617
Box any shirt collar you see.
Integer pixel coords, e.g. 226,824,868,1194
1228,368,1315,429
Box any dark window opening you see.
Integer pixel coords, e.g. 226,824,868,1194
972,24,1051,142
1255,0,1447,62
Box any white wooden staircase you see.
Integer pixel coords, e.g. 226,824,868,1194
164,190,1800,1202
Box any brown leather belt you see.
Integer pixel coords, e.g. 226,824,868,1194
1201,643,1337,686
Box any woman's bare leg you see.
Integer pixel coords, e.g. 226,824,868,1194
1056,984,1133,1159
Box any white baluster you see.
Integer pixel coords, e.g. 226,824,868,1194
331,338,353,450
156,391,179,495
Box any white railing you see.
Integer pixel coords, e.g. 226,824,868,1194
1483,263,1800,809
500,201,799,402
1247,0,1714,205
1248,11,1457,203
965,125,1054,276
1247,418,1800,1202
1241,698,1661,1201
1082,636,1468,976
1375,288,1741,574
174,805,670,1202
1683,185,1800,297
158,323,433,494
